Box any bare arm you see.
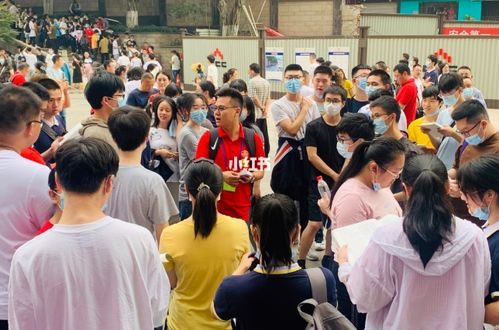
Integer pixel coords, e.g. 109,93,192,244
155,223,168,245
485,301,499,325
306,146,339,181
166,270,177,289
278,97,311,136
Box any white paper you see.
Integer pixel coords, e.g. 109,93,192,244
331,214,399,265
295,48,315,73
419,122,443,140
265,47,284,81
328,47,350,77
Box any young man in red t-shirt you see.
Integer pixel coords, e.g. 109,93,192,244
394,63,418,126
195,88,265,221
11,63,30,86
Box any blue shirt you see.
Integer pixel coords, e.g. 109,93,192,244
126,88,158,109
213,264,337,330
34,115,66,159
342,97,369,115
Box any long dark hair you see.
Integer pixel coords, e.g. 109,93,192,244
151,96,177,129
457,154,499,204
330,137,406,200
223,68,237,84
402,154,453,268
251,194,298,273
242,95,256,127
184,159,223,238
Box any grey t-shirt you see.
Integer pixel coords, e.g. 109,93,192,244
271,95,321,140
106,165,178,239
178,124,208,202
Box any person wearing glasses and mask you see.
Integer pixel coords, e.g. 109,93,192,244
447,100,499,225
270,64,320,232
342,64,371,114
318,137,405,328
0,86,54,329
63,72,125,151
195,88,266,222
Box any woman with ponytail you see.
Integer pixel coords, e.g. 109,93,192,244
159,159,250,330
213,193,337,329
336,154,490,329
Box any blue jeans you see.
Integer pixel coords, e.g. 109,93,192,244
179,200,192,220
172,70,180,84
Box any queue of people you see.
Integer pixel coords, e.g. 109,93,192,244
0,45,498,330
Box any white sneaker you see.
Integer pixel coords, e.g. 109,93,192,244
306,251,319,261
314,241,325,251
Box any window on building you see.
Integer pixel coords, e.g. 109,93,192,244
420,2,458,20
482,1,499,21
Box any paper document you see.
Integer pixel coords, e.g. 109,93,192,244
419,122,443,140
331,214,400,265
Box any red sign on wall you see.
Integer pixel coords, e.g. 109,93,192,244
442,27,499,36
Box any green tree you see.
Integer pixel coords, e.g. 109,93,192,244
0,2,16,42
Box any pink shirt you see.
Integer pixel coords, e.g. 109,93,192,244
339,217,490,330
330,178,402,229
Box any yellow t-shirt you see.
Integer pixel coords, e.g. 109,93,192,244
159,214,250,330
340,80,354,98
91,34,99,49
407,116,434,149
99,37,109,54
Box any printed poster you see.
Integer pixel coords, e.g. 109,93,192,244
295,48,316,73
328,47,350,77
264,47,284,81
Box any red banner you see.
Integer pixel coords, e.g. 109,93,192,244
442,27,499,36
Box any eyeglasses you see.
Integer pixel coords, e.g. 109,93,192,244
27,119,42,126
110,94,125,101
380,166,403,179
336,135,354,144
456,121,481,137
353,74,369,79
213,105,238,112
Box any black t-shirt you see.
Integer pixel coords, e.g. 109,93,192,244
213,266,337,330
304,117,344,185
487,229,499,305
342,97,369,115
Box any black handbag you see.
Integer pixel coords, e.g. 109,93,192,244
148,149,174,181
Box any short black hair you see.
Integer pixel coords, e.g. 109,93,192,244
0,86,41,134
37,78,61,91
337,113,375,142
229,79,248,94
48,167,57,190
199,80,216,98
422,86,442,101
451,99,489,123
428,55,438,65
84,71,125,109
207,55,215,63
313,65,333,78
351,64,371,78
141,72,154,82
164,83,181,98
216,87,244,109
402,53,410,60
399,59,409,66
103,60,114,70
22,82,50,101
108,106,150,151
374,61,388,72
127,66,144,81
284,64,303,74
393,63,411,75
368,88,393,102
368,69,392,85
323,85,347,102
55,137,119,194
115,65,126,76
242,95,256,125
438,73,463,94
457,65,472,73
370,95,401,122
52,54,62,64
249,63,260,74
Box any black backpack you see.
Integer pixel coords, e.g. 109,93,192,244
208,127,256,161
298,268,356,330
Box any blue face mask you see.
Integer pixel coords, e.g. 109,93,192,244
365,85,378,97
471,202,490,222
336,142,352,159
285,79,301,94
357,77,367,91
240,111,247,122
118,98,126,108
372,182,381,192
373,117,389,135
442,94,458,107
424,108,440,118
465,124,484,146
55,191,64,210
462,87,473,99
190,109,207,125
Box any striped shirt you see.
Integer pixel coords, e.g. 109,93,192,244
248,75,271,119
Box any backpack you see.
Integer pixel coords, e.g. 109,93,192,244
208,127,256,161
24,21,30,33
298,268,356,330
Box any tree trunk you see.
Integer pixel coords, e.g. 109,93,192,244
218,0,242,36
43,0,53,15
126,11,138,28
333,0,342,35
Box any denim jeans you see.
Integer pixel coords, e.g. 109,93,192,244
179,200,192,220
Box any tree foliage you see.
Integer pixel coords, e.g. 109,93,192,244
0,2,16,42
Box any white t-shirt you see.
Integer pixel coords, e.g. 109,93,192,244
0,150,53,319
117,55,130,67
149,127,180,182
46,67,65,81
171,55,180,71
270,95,321,140
8,216,170,329
24,52,37,70
143,60,162,71
207,64,218,89
130,57,142,68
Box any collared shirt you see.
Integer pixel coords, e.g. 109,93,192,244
195,124,265,221
395,77,418,126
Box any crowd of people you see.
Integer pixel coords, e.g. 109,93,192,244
0,15,499,328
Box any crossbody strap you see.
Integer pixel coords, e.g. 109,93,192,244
305,268,328,304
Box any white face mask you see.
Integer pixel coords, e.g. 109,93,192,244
324,102,342,116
